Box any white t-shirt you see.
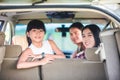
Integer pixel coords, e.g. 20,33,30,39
29,40,54,55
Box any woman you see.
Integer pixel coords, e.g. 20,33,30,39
71,24,101,59
82,24,101,48
69,22,85,58
17,19,65,69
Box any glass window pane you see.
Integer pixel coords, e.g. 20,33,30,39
4,22,11,44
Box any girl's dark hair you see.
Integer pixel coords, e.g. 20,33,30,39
82,24,101,47
69,22,84,30
26,19,46,46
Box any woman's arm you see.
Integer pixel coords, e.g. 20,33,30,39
71,51,77,58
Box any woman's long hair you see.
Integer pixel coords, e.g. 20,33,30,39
82,24,101,47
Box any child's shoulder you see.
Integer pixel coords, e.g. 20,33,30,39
43,40,54,44
22,48,32,55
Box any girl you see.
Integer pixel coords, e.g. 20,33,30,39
17,19,65,69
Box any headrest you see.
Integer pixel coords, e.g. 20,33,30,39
4,45,22,58
85,47,100,61
100,29,120,37
0,32,5,45
115,31,120,55
0,46,6,62
12,35,28,51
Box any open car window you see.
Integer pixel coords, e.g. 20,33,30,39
15,18,110,58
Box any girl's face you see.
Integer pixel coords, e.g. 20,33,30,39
82,28,95,48
69,28,83,45
27,29,45,43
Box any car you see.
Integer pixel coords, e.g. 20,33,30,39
0,0,120,80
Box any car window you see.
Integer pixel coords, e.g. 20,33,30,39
15,23,77,53
15,19,108,55
0,20,4,31
4,22,13,44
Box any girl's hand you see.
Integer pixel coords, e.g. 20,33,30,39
34,54,42,58
44,54,55,58
40,55,55,65
26,54,42,62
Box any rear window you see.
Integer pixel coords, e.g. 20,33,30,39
15,23,77,58
15,19,108,58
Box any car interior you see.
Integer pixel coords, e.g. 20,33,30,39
0,0,120,80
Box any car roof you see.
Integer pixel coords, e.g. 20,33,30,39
0,0,120,28
0,0,120,16
0,0,120,4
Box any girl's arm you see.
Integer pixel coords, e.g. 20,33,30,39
48,40,65,58
17,48,54,69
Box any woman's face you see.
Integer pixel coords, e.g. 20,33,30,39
27,29,45,43
82,28,95,48
69,28,83,45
